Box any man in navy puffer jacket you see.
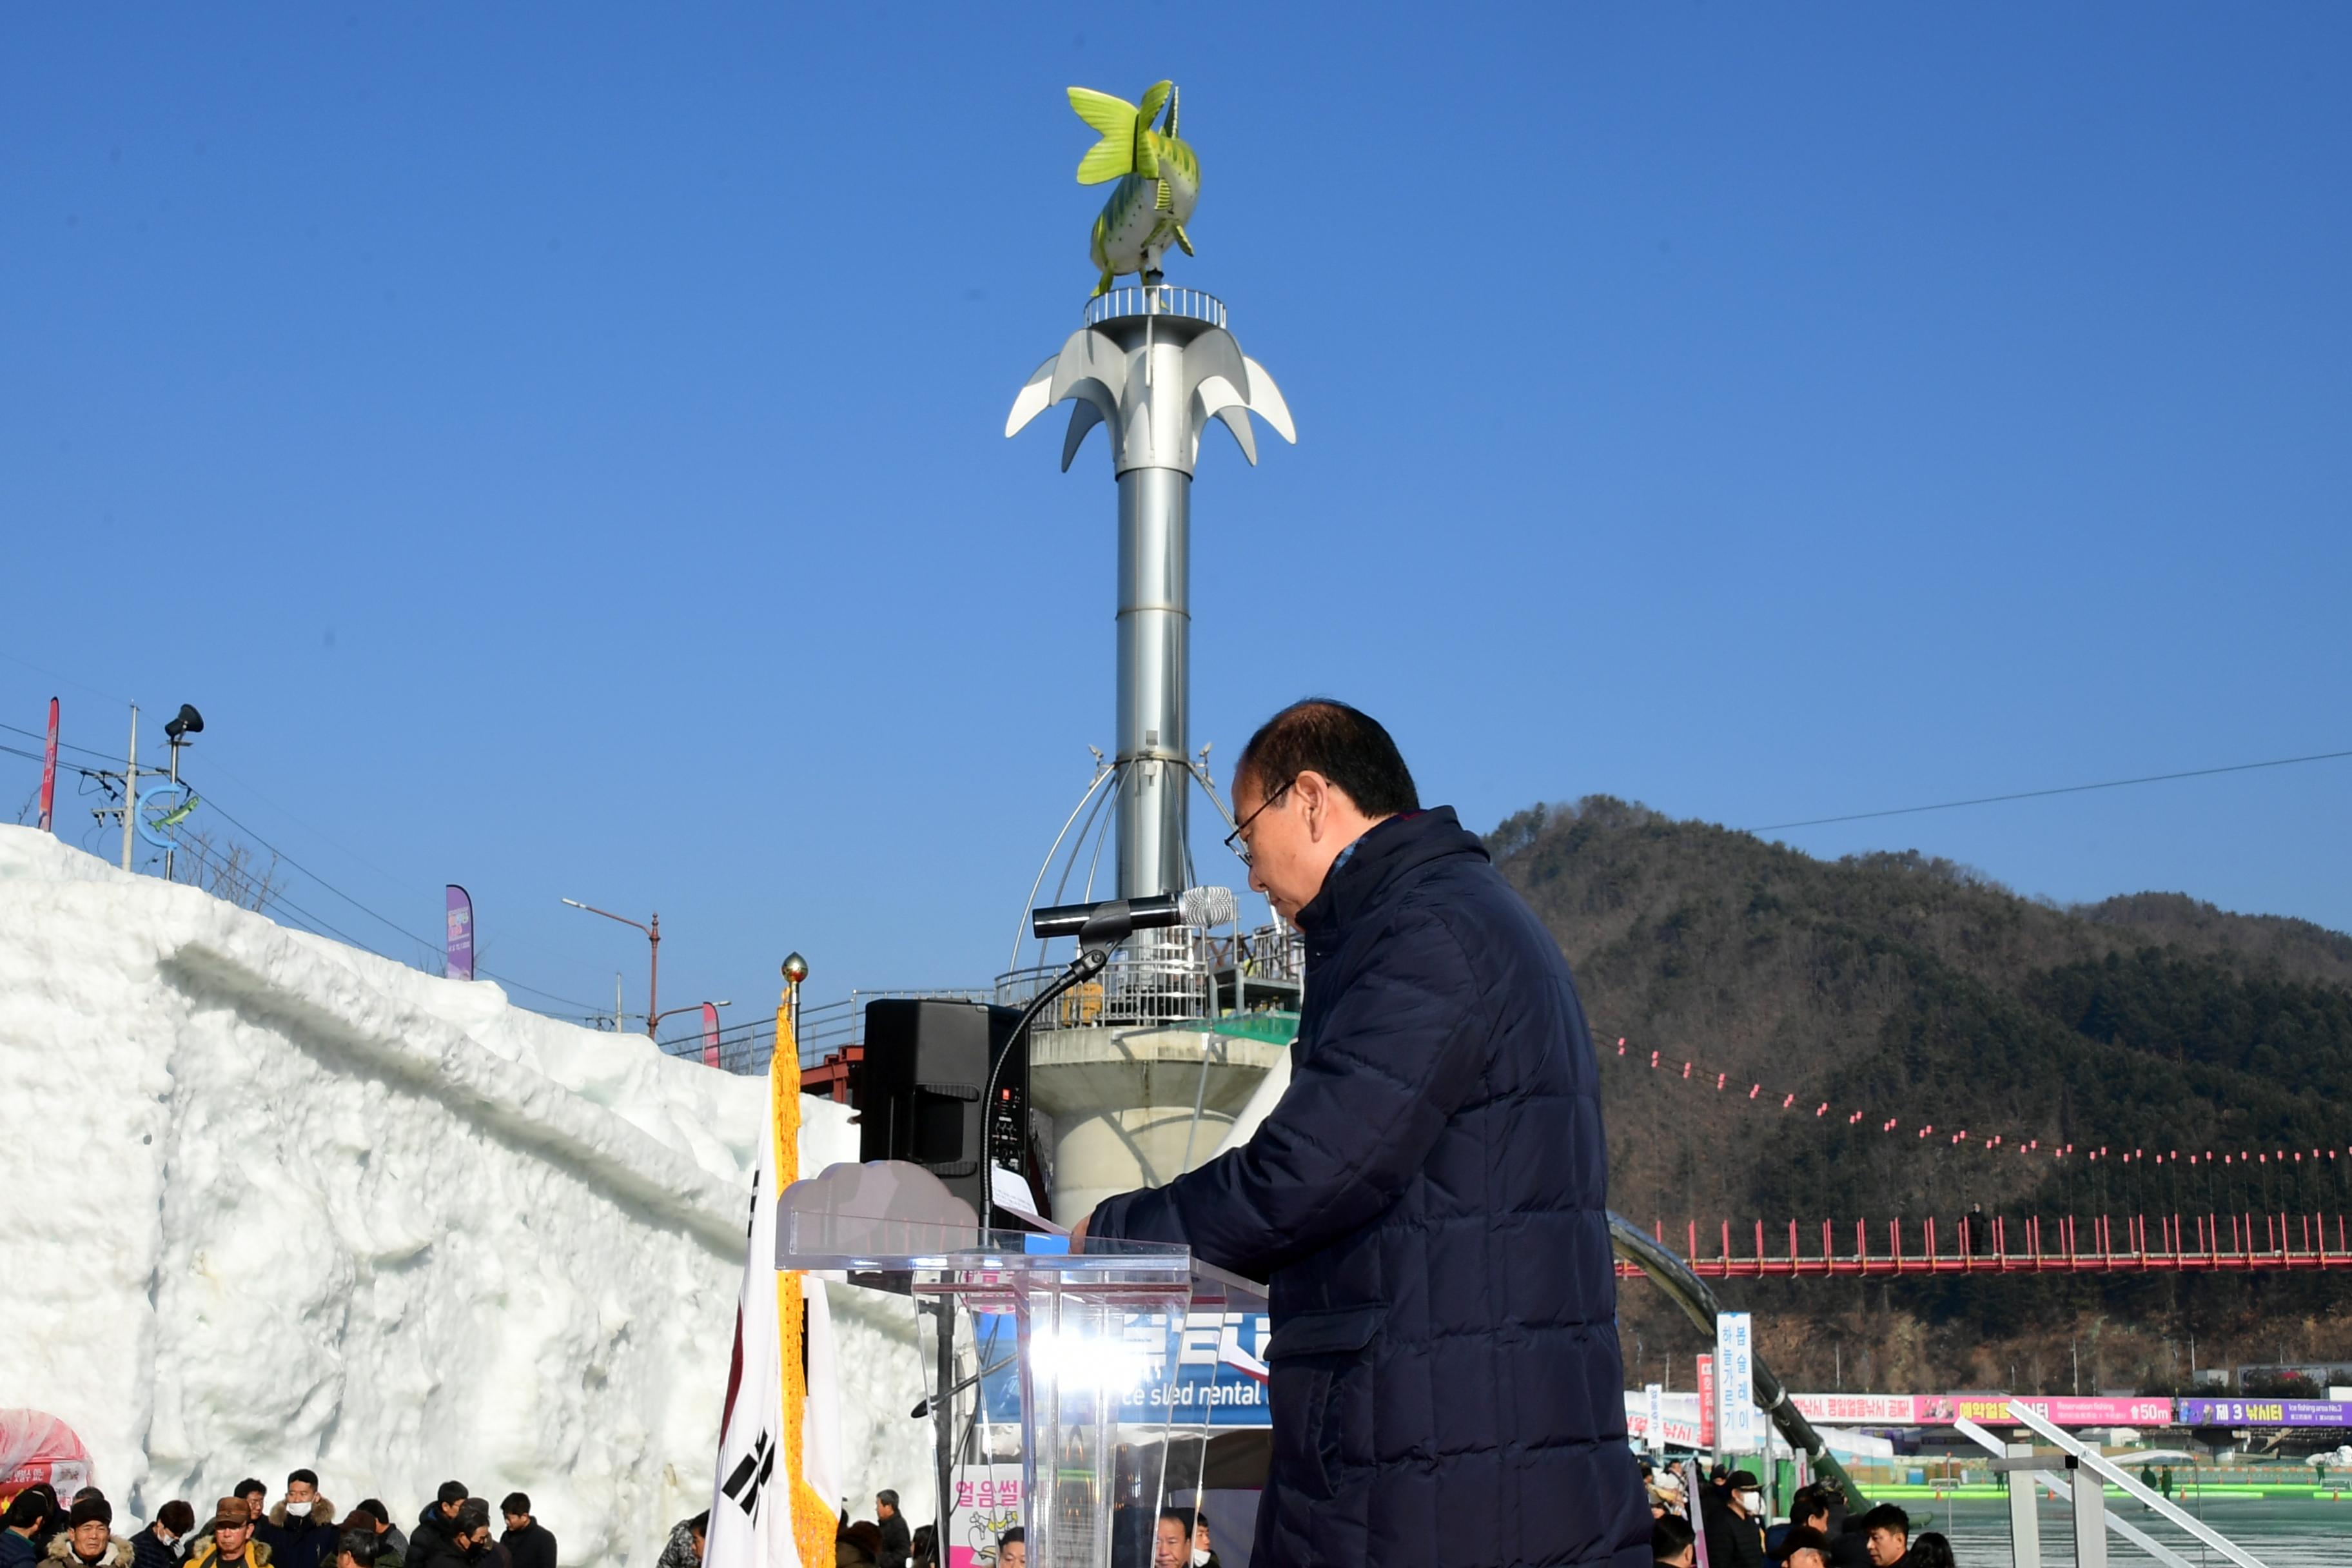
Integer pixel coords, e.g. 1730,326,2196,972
1079,700,1650,1568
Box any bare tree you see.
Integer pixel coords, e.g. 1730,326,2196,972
169,828,286,913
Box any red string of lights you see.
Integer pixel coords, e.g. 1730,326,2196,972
1602,1036,2346,1175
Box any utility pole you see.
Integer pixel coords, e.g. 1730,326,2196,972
121,705,138,870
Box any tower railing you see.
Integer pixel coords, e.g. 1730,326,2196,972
995,928,1214,1031
1082,284,1226,329
993,921,1304,1034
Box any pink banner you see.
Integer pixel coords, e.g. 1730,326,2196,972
1955,1395,2173,1426
37,700,57,834
1696,1354,1715,1449
701,1001,721,1068
1790,1393,2172,1426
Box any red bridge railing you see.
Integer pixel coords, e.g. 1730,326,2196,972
1613,1213,2352,1277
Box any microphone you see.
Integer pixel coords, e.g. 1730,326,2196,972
1182,885,1239,928
1030,887,1239,940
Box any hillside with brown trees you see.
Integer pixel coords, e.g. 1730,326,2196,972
1487,798,2352,1396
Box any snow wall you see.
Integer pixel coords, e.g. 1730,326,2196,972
0,827,929,1563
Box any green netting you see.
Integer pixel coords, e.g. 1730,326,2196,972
1212,1012,1299,1044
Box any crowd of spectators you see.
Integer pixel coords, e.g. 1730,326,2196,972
1638,1462,1955,1568
1,1474,555,1568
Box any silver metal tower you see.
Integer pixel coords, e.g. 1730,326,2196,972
1007,284,1295,898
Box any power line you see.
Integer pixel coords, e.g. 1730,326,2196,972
188,791,606,1013
0,719,127,766
0,738,609,1016
1743,748,2352,835
0,652,135,707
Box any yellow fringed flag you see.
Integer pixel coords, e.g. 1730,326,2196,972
707,981,841,1568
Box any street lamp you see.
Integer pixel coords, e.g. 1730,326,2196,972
649,999,733,1037
562,897,660,1037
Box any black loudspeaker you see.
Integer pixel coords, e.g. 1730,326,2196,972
858,998,1031,1215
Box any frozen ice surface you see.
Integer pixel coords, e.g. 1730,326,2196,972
0,827,928,1563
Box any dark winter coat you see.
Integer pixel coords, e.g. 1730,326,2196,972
404,1509,458,1568
654,1524,700,1568
127,1527,179,1568
1700,1499,1765,1568
3,1534,41,1568
257,1502,337,1568
1089,807,1650,1568
412,1531,484,1568
872,1515,907,1568
496,1525,552,1568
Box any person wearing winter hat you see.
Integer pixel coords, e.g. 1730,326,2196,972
44,1499,131,1568
259,1474,337,1568
129,1502,194,1568
190,1502,270,1568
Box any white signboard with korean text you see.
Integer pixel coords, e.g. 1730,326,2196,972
1715,1312,1760,1452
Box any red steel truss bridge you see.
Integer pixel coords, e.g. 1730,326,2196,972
1612,1212,2352,1278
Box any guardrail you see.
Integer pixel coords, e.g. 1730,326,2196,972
1083,284,1226,329
1613,1213,2352,1277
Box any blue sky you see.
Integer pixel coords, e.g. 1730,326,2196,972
5,5,2347,1031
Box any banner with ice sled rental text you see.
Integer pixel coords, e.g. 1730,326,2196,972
977,1309,1273,1428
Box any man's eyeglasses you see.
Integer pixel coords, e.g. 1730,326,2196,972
1223,776,1297,867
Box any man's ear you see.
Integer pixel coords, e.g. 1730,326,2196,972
1291,771,1334,841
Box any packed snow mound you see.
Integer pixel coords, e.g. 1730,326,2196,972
0,827,926,1564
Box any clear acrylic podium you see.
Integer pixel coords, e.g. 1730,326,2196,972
777,1162,1269,1568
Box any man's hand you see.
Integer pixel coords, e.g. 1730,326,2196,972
1067,1213,1090,1249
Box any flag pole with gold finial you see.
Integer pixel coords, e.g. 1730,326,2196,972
773,952,836,1568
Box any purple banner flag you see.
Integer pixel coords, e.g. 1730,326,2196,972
445,885,475,981
2178,1397,2351,1427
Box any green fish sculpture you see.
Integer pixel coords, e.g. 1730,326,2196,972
1069,81,1199,297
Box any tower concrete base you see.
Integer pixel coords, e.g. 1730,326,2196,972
1026,1024,1285,1225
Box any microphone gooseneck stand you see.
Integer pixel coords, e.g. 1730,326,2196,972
977,897,1155,1235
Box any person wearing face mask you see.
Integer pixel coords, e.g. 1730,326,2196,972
1700,1471,1766,1568
402,1485,469,1568
129,1502,193,1568
258,1474,337,1568
1186,1513,1217,1568
44,1500,132,1568
416,1504,492,1568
